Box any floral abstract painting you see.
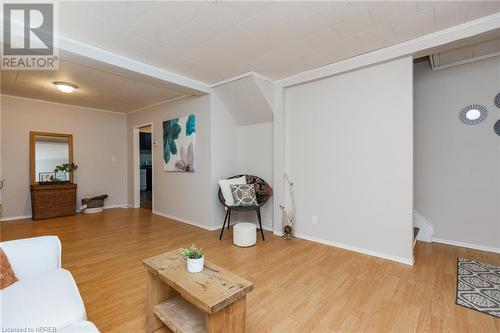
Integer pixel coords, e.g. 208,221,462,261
163,114,195,172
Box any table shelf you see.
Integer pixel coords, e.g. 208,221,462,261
154,296,205,333
144,249,252,333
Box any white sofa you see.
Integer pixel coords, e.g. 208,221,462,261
1,236,99,333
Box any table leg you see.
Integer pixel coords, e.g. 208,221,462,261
146,270,179,333
205,296,246,333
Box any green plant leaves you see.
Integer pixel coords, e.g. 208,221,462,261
181,244,203,259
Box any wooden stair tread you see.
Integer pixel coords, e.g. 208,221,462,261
413,227,420,249
154,296,205,333
414,227,420,240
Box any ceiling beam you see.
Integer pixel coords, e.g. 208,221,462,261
58,35,211,95
2,19,211,95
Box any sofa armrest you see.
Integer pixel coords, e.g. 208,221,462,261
1,236,62,280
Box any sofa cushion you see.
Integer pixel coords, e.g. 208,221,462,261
59,320,99,333
1,268,86,329
0,248,18,289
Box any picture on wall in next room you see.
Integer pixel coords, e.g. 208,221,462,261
163,114,195,172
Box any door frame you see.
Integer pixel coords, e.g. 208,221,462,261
133,123,154,210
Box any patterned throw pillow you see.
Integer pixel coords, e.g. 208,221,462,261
0,248,18,289
230,184,258,207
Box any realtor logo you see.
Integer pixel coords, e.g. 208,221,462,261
2,2,58,70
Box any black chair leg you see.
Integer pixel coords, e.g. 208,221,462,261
219,209,229,240
256,208,265,241
227,209,232,229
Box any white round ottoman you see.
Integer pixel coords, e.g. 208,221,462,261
233,223,257,247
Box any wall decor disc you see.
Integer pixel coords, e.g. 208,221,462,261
494,120,500,136
495,92,500,109
459,104,488,125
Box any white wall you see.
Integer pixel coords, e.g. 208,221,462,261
414,57,500,250
1,95,128,219
210,91,274,229
127,96,214,228
127,93,273,231
283,57,414,264
0,99,2,214
210,94,239,227
237,122,273,227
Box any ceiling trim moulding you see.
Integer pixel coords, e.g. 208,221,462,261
211,71,273,88
0,94,127,116
127,95,192,114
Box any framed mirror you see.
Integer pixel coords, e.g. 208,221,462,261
30,132,73,185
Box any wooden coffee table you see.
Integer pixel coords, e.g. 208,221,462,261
143,249,254,333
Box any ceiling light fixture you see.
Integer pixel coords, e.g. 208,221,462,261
53,81,78,93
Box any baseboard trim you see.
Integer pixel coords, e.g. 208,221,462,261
0,215,32,222
272,230,413,266
152,210,219,231
432,237,500,254
152,210,274,233
1,204,129,222
103,204,129,210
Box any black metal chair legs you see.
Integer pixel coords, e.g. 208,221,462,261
219,208,265,241
219,209,229,240
256,208,265,241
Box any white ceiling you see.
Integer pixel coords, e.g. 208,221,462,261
1,56,188,113
59,1,500,83
426,28,500,69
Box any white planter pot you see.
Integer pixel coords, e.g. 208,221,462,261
187,256,204,273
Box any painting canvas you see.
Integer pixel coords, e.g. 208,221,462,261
163,114,195,172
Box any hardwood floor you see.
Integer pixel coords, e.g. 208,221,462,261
1,208,499,332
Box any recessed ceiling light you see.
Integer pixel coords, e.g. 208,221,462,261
53,81,78,93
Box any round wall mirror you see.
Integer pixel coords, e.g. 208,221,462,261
459,104,488,125
465,109,481,120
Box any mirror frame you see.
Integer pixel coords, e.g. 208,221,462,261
30,131,74,185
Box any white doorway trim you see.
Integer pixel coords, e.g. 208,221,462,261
133,123,154,210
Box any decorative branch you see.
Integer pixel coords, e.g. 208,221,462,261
280,173,295,240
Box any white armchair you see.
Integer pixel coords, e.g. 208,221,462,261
2,236,61,280
0,236,99,332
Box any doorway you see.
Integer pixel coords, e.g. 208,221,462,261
135,124,153,210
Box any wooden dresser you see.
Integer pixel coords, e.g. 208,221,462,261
30,183,77,220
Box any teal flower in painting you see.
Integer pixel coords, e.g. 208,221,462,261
163,118,181,164
186,114,196,136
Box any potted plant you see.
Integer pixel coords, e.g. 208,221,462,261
53,162,78,182
181,245,204,273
